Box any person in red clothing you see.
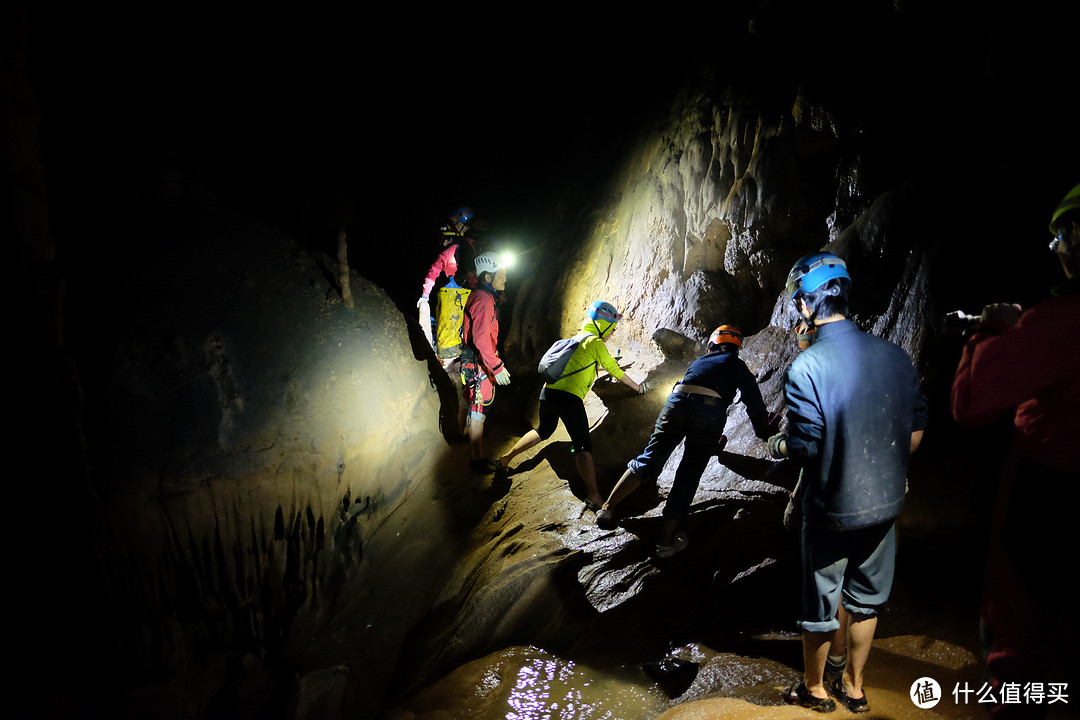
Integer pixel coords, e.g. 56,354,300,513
951,182,1080,719
418,207,477,363
461,252,511,473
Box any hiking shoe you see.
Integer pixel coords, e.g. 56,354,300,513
828,679,869,713
824,655,846,682
655,531,689,558
783,682,836,713
469,457,501,474
596,508,617,530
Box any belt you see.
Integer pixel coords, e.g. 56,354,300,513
672,383,722,401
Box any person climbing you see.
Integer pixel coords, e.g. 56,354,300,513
950,182,1080,718
461,252,511,473
418,207,477,365
499,301,648,511
767,251,928,714
595,325,776,558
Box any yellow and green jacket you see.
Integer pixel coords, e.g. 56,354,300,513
545,319,625,399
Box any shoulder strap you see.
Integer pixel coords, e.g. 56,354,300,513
558,333,599,379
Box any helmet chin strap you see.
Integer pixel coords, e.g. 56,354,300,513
795,295,819,328
800,284,841,327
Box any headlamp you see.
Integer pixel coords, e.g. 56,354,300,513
786,253,850,298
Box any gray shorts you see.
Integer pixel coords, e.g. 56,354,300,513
799,520,896,633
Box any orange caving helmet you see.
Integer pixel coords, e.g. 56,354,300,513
709,325,743,349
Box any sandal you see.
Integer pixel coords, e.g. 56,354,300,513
782,682,836,713
469,457,502,474
828,678,869,713
584,498,602,513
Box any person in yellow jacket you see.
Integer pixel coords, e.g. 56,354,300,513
500,301,648,511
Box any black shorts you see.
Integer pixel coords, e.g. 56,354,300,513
537,387,591,453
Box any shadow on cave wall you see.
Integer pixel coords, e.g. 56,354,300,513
396,297,468,445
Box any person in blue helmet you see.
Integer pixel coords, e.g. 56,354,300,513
499,301,649,510
768,251,928,714
596,325,777,558
418,207,478,360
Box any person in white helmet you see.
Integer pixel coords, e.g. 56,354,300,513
460,252,511,473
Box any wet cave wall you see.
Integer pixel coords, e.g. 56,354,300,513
9,2,1078,720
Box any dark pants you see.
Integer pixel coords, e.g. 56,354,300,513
628,392,727,520
983,455,1079,718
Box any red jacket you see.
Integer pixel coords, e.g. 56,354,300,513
420,244,458,299
420,238,478,298
951,288,1080,472
462,284,504,376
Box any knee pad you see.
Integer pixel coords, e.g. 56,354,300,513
470,410,486,424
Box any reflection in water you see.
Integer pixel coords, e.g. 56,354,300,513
387,645,669,720
503,650,665,720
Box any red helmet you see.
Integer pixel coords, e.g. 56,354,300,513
709,325,743,349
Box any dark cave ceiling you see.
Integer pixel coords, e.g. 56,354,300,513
21,1,1072,304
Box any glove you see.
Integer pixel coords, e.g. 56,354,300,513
494,368,511,385
637,380,650,394
767,433,788,459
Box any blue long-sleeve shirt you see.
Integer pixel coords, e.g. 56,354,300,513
680,350,773,438
784,319,928,529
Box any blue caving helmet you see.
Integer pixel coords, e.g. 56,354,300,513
587,301,622,324
585,301,622,339
785,252,850,299
453,206,474,224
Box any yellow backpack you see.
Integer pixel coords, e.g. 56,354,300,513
435,278,471,359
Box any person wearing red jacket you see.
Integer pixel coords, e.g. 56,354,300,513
461,252,511,473
951,182,1080,718
417,207,477,360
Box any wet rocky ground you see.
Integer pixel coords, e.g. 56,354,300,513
375,374,1012,720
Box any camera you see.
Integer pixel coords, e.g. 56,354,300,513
941,310,981,336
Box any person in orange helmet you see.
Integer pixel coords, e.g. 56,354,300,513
597,325,776,558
